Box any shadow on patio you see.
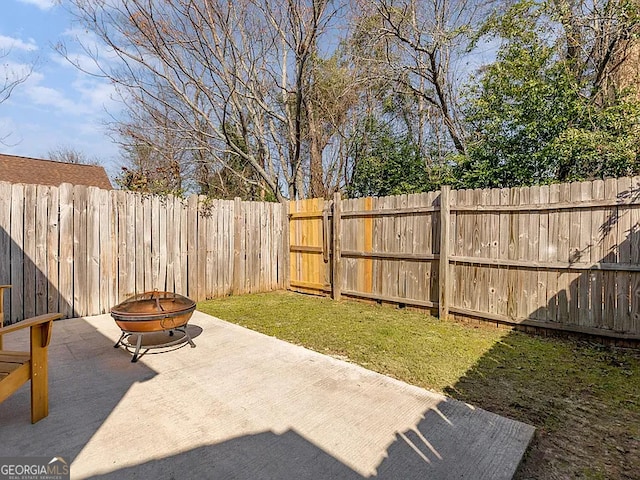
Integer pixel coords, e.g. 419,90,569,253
1,312,533,480
0,316,158,461
88,394,530,480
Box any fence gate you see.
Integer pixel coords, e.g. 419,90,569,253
288,198,332,296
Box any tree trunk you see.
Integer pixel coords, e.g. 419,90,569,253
308,101,326,198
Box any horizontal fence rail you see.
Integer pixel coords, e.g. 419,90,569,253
0,182,284,323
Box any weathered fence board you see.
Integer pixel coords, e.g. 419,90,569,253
35,185,48,317
631,177,640,333
24,184,37,319
0,184,11,328
591,180,605,328
98,188,114,314
10,184,24,323
47,186,59,315
86,187,100,316
179,197,188,296
58,183,74,319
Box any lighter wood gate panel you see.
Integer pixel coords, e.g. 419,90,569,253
289,198,332,295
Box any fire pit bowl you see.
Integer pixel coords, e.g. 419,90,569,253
111,291,197,362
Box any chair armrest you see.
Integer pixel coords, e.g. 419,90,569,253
0,313,62,340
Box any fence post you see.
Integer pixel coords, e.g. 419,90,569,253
232,197,242,295
282,200,290,290
439,186,451,320
332,192,342,301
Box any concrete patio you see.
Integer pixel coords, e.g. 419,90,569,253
0,311,534,479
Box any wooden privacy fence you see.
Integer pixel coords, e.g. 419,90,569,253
2,176,639,340
289,177,640,340
0,182,284,323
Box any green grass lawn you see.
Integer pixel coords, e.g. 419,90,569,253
198,291,640,480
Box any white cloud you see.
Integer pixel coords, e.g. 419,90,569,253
16,0,56,10
74,79,118,110
26,85,84,113
14,65,90,115
17,63,117,118
0,34,38,52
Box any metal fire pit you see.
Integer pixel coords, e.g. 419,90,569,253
111,291,196,362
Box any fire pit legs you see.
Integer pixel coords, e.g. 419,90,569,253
131,333,144,363
114,327,196,363
114,332,126,349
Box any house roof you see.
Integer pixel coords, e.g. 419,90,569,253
0,153,112,190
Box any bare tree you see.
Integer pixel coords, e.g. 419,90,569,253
353,0,490,159
64,0,345,201
111,90,189,195
47,144,99,165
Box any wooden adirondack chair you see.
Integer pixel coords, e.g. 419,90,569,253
0,284,62,423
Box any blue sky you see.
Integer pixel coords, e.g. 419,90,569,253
0,0,121,178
